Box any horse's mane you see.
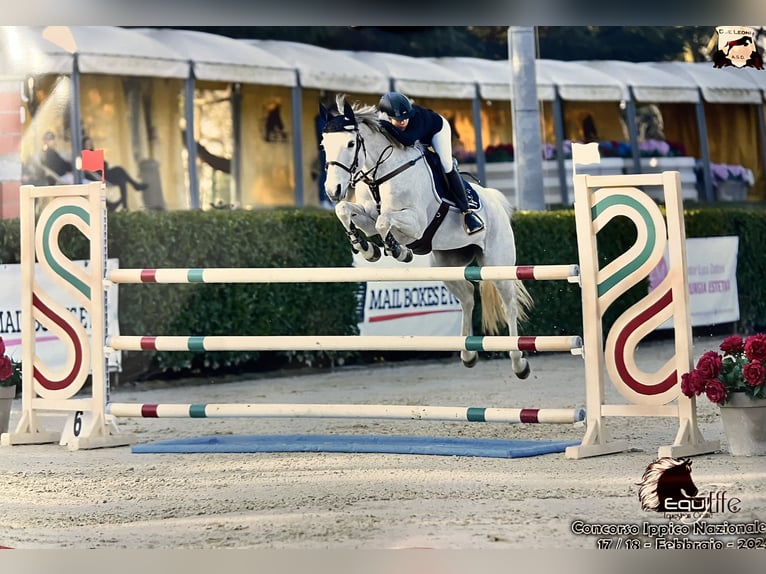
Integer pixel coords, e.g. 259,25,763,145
335,94,406,149
636,457,689,511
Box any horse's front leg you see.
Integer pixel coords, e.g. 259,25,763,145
375,210,420,263
335,200,381,262
383,232,413,263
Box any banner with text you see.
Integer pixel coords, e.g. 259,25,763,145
0,259,121,371
354,252,462,336
649,236,739,328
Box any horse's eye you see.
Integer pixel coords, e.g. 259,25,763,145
347,141,355,149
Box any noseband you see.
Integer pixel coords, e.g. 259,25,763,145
324,128,366,185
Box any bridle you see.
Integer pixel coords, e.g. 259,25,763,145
323,125,366,188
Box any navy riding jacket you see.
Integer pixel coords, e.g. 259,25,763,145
380,105,444,147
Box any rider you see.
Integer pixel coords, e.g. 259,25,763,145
377,92,485,235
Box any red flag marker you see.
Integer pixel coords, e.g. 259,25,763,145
81,149,105,183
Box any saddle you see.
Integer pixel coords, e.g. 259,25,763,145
422,149,481,210
404,150,482,256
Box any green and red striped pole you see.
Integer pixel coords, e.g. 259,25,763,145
107,264,580,285
107,335,584,353
107,402,586,425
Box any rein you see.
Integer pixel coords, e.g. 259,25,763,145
357,141,425,207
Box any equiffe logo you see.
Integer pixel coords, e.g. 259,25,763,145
637,457,741,522
712,26,763,69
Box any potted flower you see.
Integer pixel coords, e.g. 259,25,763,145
709,162,754,201
681,334,766,456
1,336,22,434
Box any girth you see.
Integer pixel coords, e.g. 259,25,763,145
405,201,450,255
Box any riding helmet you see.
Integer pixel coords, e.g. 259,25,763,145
379,92,414,120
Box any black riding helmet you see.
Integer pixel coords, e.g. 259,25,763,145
379,92,414,120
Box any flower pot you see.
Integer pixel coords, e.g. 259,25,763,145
719,393,766,456
0,385,16,435
715,180,748,202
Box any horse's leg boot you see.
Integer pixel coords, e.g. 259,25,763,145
446,168,484,235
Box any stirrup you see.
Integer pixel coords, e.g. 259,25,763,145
463,211,485,235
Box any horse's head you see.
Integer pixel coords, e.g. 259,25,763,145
320,99,363,203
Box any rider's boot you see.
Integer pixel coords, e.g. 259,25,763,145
445,167,484,235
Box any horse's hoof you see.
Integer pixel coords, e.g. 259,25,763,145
515,362,531,379
367,244,381,262
462,354,478,368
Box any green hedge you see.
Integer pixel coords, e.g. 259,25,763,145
1,205,765,382
109,209,358,379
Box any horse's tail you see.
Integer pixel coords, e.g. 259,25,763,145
514,280,534,324
479,280,534,336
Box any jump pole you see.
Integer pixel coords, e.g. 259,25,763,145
107,403,586,425
107,335,583,353
107,264,581,284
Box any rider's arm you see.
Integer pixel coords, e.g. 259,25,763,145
379,120,417,146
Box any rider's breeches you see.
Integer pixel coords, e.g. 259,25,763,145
430,122,454,173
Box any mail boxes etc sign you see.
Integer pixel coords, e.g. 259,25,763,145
354,253,462,336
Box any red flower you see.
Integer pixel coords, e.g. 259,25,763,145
744,334,766,362
0,356,12,381
0,337,5,356
695,350,722,379
704,378,727,405
743,360,765,387
681,370,706,397
683,334,766,405
720,335,744,355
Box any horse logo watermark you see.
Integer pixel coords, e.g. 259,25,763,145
637,457,741,523
712,26,764,69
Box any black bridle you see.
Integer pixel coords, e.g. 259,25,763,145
324,128,366,186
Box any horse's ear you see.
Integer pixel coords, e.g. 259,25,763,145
343,101,355,122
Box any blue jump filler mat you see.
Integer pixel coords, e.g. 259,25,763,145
131,434,580,458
